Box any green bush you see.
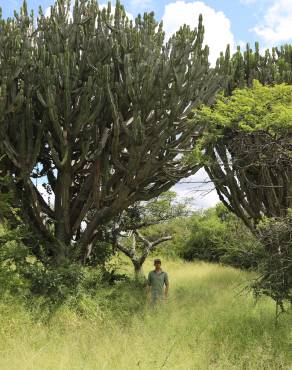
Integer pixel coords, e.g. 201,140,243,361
252,217,292,308
0,176,128,306
0,224,129,310
141,216,193,259
179,204,264,270
181,210,227,262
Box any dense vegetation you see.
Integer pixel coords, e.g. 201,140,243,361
0,0,222,264
0,0,292,368
193,82,292,307
1,261,292,370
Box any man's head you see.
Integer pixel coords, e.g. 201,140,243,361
154,259,161,270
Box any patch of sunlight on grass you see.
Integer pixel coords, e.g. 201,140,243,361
1,260,292,369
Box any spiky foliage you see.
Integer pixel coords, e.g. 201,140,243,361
253,216,292,310
202,43,292,229
195,82,292,229
193,82,292,306
0,0,223,264
217,43,292,94
208,44,292,228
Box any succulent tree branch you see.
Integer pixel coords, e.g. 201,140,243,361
0,0,223,264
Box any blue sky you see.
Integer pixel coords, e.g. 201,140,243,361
2,0,292,208
2,0,292,54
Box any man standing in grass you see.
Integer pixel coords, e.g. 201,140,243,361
147,259,169,305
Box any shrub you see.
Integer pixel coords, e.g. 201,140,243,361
252,216,292,309
179,204,264,270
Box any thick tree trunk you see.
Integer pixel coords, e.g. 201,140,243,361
53,159,72,265
133,260,145,280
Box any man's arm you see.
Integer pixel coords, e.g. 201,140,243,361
164,284,169,299
164,273,169,299
146,273,152,302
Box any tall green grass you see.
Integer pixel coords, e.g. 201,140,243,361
1,260,292,370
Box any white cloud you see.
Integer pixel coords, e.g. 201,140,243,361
130,0,153,10
253,0,292,44
172,168,220,210
36,183,54,210
162,1,235,65
44,6,52,17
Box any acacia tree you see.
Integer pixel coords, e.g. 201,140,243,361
0,0,223,264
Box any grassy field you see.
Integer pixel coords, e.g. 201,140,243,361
1,259,292,370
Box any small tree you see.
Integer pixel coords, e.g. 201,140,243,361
109,192,188,277
180,204,263,269
115,231,171,279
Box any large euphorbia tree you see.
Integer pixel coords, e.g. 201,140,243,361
0,0,223,264
195,82,292,229
193,82,292,307
208,43,292,232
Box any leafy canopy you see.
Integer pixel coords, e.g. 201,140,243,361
196,81,292,136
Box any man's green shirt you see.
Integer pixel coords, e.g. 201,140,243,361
147,270,169,301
